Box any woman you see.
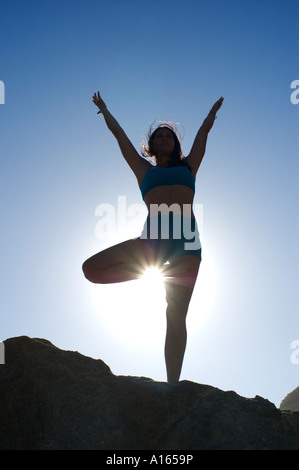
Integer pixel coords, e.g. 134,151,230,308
83,92,224,382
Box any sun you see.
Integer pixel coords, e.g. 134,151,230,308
141,266,165,286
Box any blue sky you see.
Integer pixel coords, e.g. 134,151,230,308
1,0,298,407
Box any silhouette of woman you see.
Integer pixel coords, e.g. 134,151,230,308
83,92,224,382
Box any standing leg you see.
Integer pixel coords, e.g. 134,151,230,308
162,255,200,382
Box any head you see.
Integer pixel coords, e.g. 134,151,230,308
142,122,186,167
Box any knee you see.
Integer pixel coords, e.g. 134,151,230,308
166,305,187,334
166,294,189,320
82,259,91,281
165,285,190,313
82,259,100,283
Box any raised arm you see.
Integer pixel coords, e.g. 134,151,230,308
186,97,224,174
92,91,149,178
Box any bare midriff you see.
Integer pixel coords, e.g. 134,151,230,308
143,185,195,219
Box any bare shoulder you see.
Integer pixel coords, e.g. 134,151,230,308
134,158,151,186
184,154,198,178
184,127,208,176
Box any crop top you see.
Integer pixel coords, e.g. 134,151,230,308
140,165,195,200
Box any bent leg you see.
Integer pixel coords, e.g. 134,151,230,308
163,255,200,382
82,238,158,284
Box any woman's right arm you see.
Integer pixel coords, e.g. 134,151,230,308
92,92,149,177
92,92,123,138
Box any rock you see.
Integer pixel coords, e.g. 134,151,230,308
0,336,299,450
280,387,299,412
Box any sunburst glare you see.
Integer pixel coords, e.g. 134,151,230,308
141,266,165,287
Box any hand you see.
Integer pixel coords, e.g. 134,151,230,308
210,97,224,114
92,91,107,115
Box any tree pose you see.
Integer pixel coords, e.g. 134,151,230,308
83,92,224,382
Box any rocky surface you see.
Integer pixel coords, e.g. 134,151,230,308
280,386,299,412
0,336,299,450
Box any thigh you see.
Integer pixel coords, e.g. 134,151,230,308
83,237,158,277
162,254,201,310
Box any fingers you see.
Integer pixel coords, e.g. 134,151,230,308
92,91,102,111
211,97,224,113
92,91,105,115
92,91,101,102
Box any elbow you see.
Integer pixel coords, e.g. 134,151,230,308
201,122,212,134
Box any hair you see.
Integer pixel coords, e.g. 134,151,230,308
141,121,192,170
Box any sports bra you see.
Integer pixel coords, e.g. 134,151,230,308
140,165,195,200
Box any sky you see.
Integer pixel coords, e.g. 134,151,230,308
0,0,298,408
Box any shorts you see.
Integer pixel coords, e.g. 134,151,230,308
138,214,202,264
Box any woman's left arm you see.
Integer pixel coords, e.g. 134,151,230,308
186,97,224,174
